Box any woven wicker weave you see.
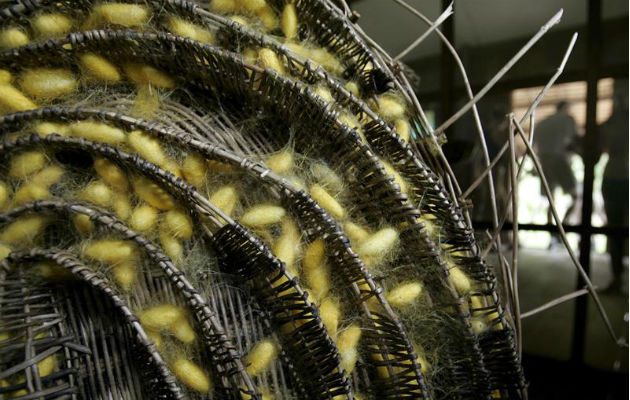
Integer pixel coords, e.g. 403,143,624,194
0,0,526,398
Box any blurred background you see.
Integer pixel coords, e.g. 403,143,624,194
349,0,628,398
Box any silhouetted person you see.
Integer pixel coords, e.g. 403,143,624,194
535,101,579,245
599,81,628,293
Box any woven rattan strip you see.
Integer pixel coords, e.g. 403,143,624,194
0,249,183,399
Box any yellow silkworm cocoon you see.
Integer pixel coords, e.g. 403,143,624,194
127,130,168,167
337,324,362,373
163,209,193,239
82,240,135,264
133,177,175,211
209,186,238,217
11,184,50,206
172,319,196,344
470,295,502,330
146,329,162,348
357,227,399,267
415,349,430,375
310,184,345,219
140,305,195,341
303,238,325,271
35,261,73,280
0,243,12,260
340,113,366,142
231,15,250,27
210,0,237,12
257,5,279,30
302,239,330,300
381,160,407,193
344,222,369,244
172,358,211,393
0,182,7,207
72,214,93,234
471,317,488,335
246,339,277,376
0,70,11,84
161,159,182,179
386,282,423,307
284,42,310,61
339,113,361,131
319,297,340,337
394,119,411,143
160,230,183,262
230,15,256,28
470,295,485,314
123,64,175,89
32,14,73,36
31,165,64,187
313,85,333,103
165,17,195,39
419,215,437,238
182,153,207,188
37,355,55,377
79,181,112,207
69,121,125,144
167,17,214,44
80,53,121,82
113,192,132,220
344,81,360,98
127,131,180,177
93,3,148,27
0,28,28,48
311,163,343,192
139,304,186,330
281,3,298,39
241,204,285,227
207,160,234,173
8,151,46,178
258,48,285,75
0,84,36,112
265,151,293,174
309,48,344,74
93,158,128,190
242,47,258,64
272,219,300,274
241,0,266,12
0,215,48,244
129,204,158,232
372,352,392,379
34,121,69,136
449,265,471,295
375,95,406,120
20,68,77,99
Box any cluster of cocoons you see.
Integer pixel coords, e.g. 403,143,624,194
0,0,514,398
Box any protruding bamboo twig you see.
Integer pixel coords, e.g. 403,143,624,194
511,115,624,347
394,3,453,61
521,288,591,319
435,9,564,135
464,32,578,200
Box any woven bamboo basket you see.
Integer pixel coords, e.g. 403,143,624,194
0,0,526,399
